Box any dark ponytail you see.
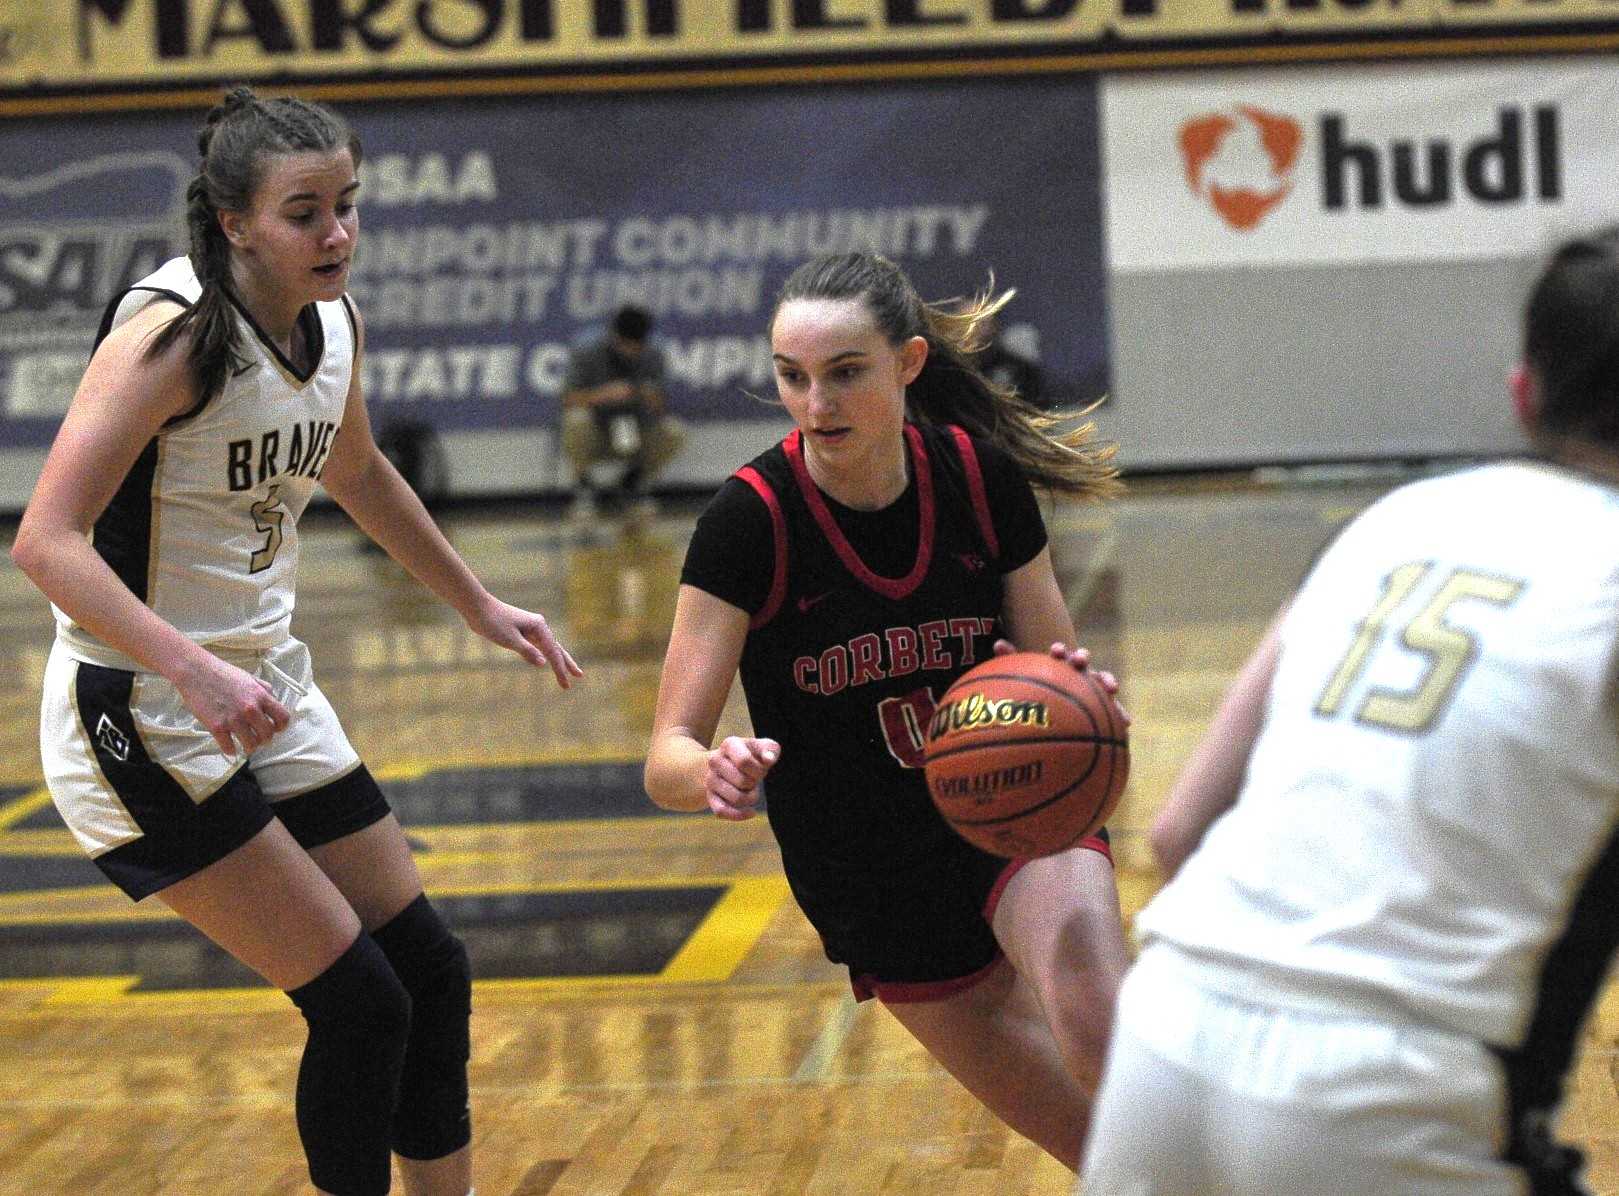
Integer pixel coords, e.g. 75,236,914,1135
144,85,362,404
771,253,1120,499
1523,226,1619,449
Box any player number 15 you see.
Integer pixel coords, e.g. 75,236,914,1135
1315,561,1525,734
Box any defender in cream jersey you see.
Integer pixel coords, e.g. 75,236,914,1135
12,88,580,1196
1081,228,1619,1196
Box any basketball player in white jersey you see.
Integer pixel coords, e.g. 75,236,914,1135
10,88,581,1196
1079,228,1619,1195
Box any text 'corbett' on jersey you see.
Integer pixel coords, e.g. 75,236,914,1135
792,617,997,695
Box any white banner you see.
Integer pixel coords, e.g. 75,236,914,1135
1102,58,1619,273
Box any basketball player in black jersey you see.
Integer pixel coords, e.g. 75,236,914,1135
645,252,1128,1169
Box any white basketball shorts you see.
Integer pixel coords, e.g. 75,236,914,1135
1079,944,1525,1196
41,636,388,900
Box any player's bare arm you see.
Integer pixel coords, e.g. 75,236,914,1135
995,547,1123,697
644,584,778,819
1150,615,1283,880
320,306,581,687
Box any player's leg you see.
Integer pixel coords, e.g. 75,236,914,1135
307,815,472,1196
255,641,474,1196
42,645,410,1195
881,960,1092,1168
990,841,1128,1096
159,821,411,1196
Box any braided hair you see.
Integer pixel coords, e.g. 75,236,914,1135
770,253,1120,499
144,86,362,404
1523,225,1619,449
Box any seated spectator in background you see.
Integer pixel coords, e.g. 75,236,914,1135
562,305,686,517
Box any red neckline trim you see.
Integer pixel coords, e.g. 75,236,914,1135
784,424,935,601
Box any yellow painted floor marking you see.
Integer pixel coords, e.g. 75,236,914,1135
0,827,81,856
39,976,142,1004
0,889,180,924
659,876,792,984
0,876,785,1005
370,746,641,783
0,787,53,834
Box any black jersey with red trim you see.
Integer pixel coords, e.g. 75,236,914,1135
681,422,1046,923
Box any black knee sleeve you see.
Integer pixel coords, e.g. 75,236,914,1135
287,932,412,1196
372,894,473,1160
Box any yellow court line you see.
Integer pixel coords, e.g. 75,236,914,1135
659,876,792,984
0,974,851,1016
0,788,53,834
0,828,748,922
0,812,710,861
3,879,786,1007
419,874,745,898
0,828,81,857
408,846,747,874
371,746,641,783
0,891,178,925
407,813,710,839
1321,504,1371,525
0,873,763,924
0,875,785,1006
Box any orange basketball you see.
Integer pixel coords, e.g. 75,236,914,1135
923,652,1129,859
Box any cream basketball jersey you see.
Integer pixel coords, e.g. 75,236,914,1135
1139,461,1619,1049
55,257,355,666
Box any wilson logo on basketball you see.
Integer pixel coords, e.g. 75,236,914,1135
1178,106,1303,231
927,692,1049,740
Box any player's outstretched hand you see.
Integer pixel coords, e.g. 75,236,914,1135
992,638,1129,724
467,596,584,688
172,652,291,758
706,736,779,821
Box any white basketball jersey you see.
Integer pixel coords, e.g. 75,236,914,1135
55,257,354,666
1139,461,1619,1049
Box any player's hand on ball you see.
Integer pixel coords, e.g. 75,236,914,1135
706,736,779,821
992,638,1128,723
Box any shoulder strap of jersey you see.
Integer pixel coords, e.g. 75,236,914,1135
734,465,789,629
92,260,208,425
947,425,1000,560
94,287,190,353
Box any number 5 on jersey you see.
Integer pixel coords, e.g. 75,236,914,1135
249,484,288,574
1315,562,1525,734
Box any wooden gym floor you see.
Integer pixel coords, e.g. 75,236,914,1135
0,467,1614,1195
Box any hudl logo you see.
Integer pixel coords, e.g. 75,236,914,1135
1322,106,1561,211
1179,106,1304,232
1179,103,1564,231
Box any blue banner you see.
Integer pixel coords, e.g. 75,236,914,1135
0,77,1107,449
